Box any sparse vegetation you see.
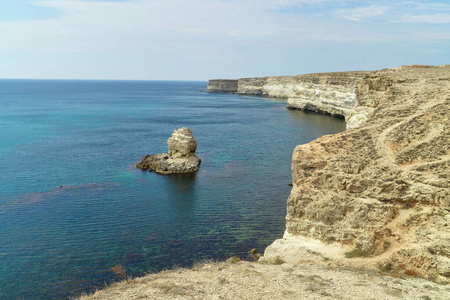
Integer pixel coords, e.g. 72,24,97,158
384,287,403,297
402,202,415,209
76,258,448,299
305,284,319,292
249,248,262,261
226,256,241,264
152,283,189,295
404,269,422,277
111,264,130,283
272,256,286,265
344,248,370,258
192,259,215,270
383,240,391,251
380,262,394,272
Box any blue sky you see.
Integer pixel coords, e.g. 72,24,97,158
0,0,449,80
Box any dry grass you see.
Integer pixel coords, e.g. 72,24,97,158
111,264,130,283
272,256,286,265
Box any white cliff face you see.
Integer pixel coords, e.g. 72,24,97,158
237,78,266,95
209,72,372,129
286,89,357,118
262,77,303,98
264,73,368,124
207,79,238,93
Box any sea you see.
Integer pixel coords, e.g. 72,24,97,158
0,79,345,299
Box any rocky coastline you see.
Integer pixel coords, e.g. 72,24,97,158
81,65,449,299
262,65,450,284
210,65,449,283
207,71,372,128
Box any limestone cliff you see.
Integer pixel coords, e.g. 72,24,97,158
207,72,370,128
262,65,450,283
278,73,366,121
206,79,238,93
236,77,266,95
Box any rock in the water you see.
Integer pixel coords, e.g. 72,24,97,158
136,127,201,174
167,127,198,158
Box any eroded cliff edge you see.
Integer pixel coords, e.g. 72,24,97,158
208,71,372,128
261,65,450,283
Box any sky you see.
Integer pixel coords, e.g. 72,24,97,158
0,0,449,80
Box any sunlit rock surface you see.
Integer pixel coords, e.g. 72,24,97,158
264,65,450,283
136,127,201,174
208,72,371,128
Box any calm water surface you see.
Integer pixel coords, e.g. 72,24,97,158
0,80,345,299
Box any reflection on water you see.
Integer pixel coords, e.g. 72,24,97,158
167,172,197,200
287,109,345,133
166,172,197,224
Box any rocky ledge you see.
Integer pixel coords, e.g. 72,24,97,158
136,127,201,174
262,65,450,283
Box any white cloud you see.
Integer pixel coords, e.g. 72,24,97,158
414,2,450,12
0,0,398,55
333,4,390,21
1,0,447,54
0,0,448,79
396,13,450,24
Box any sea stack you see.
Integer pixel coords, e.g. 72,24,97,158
136,127,201,174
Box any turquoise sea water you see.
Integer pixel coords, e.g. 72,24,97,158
0,80,345,299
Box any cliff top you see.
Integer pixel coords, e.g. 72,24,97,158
210,64,447,82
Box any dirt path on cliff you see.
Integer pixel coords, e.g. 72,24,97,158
78,260,449,299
